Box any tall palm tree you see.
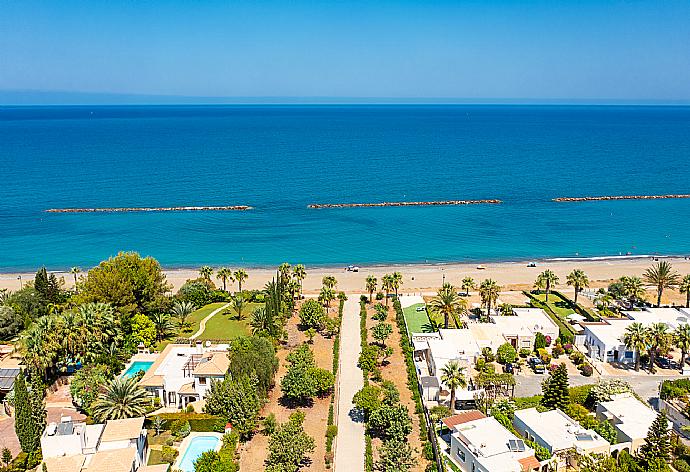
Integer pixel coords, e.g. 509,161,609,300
69,267,81,292
566,269,589,304
319,287,336,310
150,312,174,343
199,266,213,281
647,322,670,374
292,264,307,297
233,269,248,292
535,270,559,302
278,263,292,282
461,277,475,297
391,272,403,298
171,301,195,331
428,283,466,329
440,360,467,413
680,275,690,308
216,267,233,291
231,294,246,320
382,274,394,306
365,276,378,303
675,324,690,371
92,377,149,421
644,261,680,307
322,275,337,290
250,306,280,339
479,279,500,319
623,322,648,372
622,276,646,306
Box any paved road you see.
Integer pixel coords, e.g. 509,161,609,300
334,296,365,472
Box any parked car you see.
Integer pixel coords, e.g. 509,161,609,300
529,357,545,374
503,362,514,374
656,356,676,370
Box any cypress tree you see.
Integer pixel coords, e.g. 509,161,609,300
34,267,49,299
14,373,36,453
639,412,671,467
541,363,569,410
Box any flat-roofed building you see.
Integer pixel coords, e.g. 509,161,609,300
596,394,669,452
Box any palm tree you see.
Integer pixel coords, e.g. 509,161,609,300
461,277,475,296
319,287,336,310
428,284,466,329
391,272,403,298
623,276,646,306
278,263,292,282
623,322,648,372
647,322,670,374
216,267,233,291
680,275,690,308
479,279,500,319
92,377,149,421
498,303,513,316
233,269,248,292
535,270,559,302
322,275,337,290
566,269,589,304
365,276,378,303
172,301,195,331
292,264,307,297
199,266,213,281
69,267,81,292
644,261,680,307
674,324,690,371
250,306,279,338
232,294,246,320
440,360,467,413
150,312,173,343
382,274,394,306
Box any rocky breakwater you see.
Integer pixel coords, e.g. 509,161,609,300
308,199,502,209
45,205,253,213
553,194,690,202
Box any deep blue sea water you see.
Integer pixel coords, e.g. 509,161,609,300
1,105,690,271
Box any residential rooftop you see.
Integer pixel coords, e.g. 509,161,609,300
598,394,658,441
514,408,609,453
100,417,145,442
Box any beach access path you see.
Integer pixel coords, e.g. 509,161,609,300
189,302,230,339
334,296,365,472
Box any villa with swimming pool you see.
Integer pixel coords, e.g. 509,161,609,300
138,341,230,409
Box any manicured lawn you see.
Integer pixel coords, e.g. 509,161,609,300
147,448,167,466
533,292,575,318
187,302,228,335
197,302,260,341
402,303,436,333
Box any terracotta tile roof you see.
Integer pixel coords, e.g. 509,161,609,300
518,455,541,471
84,447,137,472
44,455,86,472
178,382,197,394
441,410,486,430
193,352,229,376
140,465,170,472
100,417,145,442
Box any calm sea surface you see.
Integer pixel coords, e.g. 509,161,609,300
1,105,690,271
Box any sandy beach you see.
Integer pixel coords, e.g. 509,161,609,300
3,256,690,298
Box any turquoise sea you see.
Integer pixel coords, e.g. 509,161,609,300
1,105,690,271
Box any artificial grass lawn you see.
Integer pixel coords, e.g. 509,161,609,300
402,303,436,333
197,302,260,340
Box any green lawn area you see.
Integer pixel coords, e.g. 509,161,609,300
155,302,228,351
147,448,166,466
402,303,436,333
533,292,575,318
197,302,260,341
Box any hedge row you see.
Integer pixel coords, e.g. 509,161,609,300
360,300,374,471
145,413,225,432
325,298,345,468
523,291,576,344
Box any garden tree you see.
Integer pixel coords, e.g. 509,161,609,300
266,411,315,471
172,300,195,331
358,344,381,373
233,269,248,292
70,364,110,414
647,322,671,374
638,412,671,468
298,299,326,330
199,266,214,280
596,292,614,315
153,415,164,436
624,322,648,372
204,375,261,439
622,276,647,305
178,279,214,307
481,347,495,362
69,266,81,292
250,306,281,339
305,328,316,343
440,360,467,412
391,272,403,298
566,269,589,304
577,453,626,472
498,303,513,316
231,294,246,320
92,376,149,421
366,276,378,303
368,403,413,441
0,305,22,340
6,286,50,323
541,363,570,410
373,303,388,321
322,275,337,290
216,267,233,291
589,379,634,403
280,344,334,402
292,264,306,298
278,263,292,281
429,405,452,423
149,312,174,343
372,322,393,346
496,343,517,364
428,283,466,329
676,324,690,369
322,316,340,338
318,286,336,310
594,418,617,444
14,372,45,453
34,266,61,303
381,274,394,306
77,252,171,322
644,261,680,307
353,384,383,419
681,274,690,308
461,276,476,296
479,279,501,319
375,438,415,472
1,447,11,467
534,332,547,350
381,380,400,405
535,270,560,302
131,313,157,347
227,336,278,398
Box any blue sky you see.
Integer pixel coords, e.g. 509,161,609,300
2,0,689,103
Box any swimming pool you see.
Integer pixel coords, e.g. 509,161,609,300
122,361,153,378
177,435,221,472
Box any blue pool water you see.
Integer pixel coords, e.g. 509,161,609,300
1,105,690,269
122,361,153,378
178,436,221,472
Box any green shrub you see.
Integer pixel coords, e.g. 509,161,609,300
568,384,594,406
674,459,690,472
513,395,543,410
482,347,495,363
551,344,565,358
161,445,178,463
496,343,517,364
569,351,585,364
579,363,593,377
519,348,532,358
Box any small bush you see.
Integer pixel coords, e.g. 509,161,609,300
551,344,564,358
570,351,585,364
263,413,277,435
519,348,532,358
537,348,551,364
564,343,574,354
496,343,517,364
579,363,593,377
161,445,178,463
482,347,495,362
569,384,594,406
376,291,384,300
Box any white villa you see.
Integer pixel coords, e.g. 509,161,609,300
513,408,610,470
41,416,150,472
139,341,230,409
595,393,668,453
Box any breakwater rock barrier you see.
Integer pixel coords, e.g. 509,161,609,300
308,199,502,209
45,205,253,213
553,194,690,202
